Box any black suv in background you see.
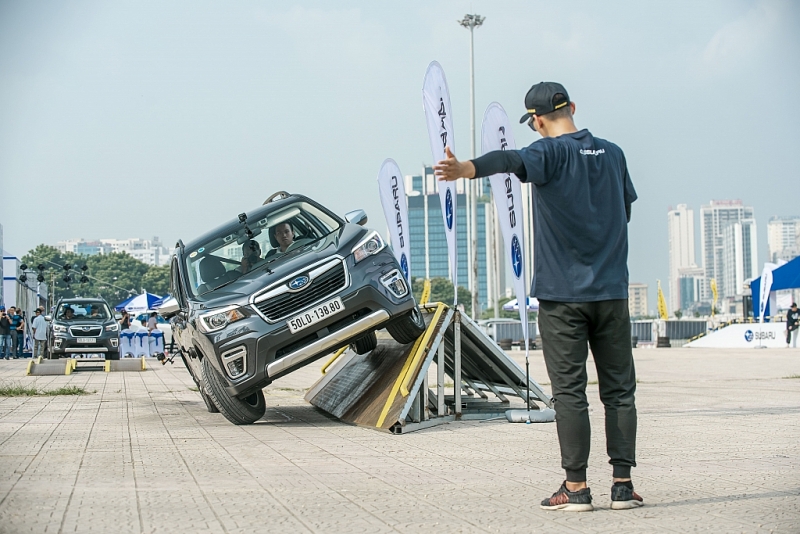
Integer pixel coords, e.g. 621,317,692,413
160,192,425,425
47,298,120,359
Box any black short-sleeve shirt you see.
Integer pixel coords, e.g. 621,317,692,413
517,129,637,302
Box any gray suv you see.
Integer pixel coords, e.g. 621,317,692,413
161,192,425,425
47,298,120,359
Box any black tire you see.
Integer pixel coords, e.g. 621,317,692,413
181,352,219,414
202,356,265,425
386,306,426,344
106,351,120,361
351,330,377,354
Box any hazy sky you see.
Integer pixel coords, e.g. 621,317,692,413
1,0,799,307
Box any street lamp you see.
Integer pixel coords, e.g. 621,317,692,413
458,13,484,319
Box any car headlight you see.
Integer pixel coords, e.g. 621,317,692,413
351,231,386,263
105,323,119,332
53,324,67,333
197,305,247,333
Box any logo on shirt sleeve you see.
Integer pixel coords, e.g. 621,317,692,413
579,148,605,156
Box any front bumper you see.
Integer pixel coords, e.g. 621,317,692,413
199,250,415,397
51,336,119,354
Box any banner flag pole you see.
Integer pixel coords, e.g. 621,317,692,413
481,102,533,416
423,61,458,306
377,159,412,285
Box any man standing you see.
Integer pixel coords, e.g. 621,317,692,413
8,307,24,359
787,303,799,348
435,82,641,511
31,309,48,359
0,307,11,360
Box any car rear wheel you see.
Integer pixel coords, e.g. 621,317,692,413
386,306,426,344
202,356,265,425
351,330,377,354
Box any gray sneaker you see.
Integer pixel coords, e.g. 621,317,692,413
610,482,644,509
540,482,594,512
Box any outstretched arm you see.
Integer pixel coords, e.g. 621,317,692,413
434,146,527,181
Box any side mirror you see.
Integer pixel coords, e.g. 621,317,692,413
45,315,52,322
114,313,122,320
157,297,180,318
345,209,368,226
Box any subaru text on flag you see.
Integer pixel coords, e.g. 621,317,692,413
159,192,426,425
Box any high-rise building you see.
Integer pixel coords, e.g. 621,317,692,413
667,204,696,313
628,282,648,318
677,266,704,311
700,200,755,302
767,216,800,263
721,219,758,298
405,168,489,312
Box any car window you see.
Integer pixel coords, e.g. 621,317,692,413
57,302,112,320
184,200,341,296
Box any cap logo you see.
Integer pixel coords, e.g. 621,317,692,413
527,108,536,114
554,102,568,109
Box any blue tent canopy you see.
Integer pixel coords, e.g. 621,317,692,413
114,292,166,312
751,255,800,318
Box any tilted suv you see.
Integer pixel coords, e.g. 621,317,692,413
47,298,121,359
161,192,425,425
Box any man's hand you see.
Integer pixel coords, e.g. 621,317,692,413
433,147,476,182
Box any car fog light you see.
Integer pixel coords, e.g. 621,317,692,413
54,339,62,349
111,338,119,348
221,346,247,379
380,269,409,298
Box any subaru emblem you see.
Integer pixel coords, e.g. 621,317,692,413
289,275,310,290
400,253,409,282
511,235,523,279
445,189,453,230
744,329,753,342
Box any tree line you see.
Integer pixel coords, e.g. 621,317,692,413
21,245,170,307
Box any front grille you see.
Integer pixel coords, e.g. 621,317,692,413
69,326,102,337
256,262,347,322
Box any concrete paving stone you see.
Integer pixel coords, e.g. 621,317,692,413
0,349,799,532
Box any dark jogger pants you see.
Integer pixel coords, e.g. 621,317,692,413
538,299,638,483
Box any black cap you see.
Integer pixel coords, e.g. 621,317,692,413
519,81,571,124
792,302,798,307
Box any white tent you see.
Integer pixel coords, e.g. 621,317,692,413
502,297,539,312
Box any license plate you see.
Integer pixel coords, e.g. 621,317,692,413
287,297,344,334
77,338,96,343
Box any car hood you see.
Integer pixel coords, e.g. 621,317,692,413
195,224,369,309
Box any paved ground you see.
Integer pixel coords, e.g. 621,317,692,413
1,347,799,533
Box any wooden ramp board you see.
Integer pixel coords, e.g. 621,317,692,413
305,304,552,434
26,359,71,376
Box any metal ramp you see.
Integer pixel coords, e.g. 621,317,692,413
305,303,552,434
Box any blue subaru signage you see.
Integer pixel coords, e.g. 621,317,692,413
400,253,409,282
744,329,754,342
445,189,454,230
510,235,523,279
289,275,310,290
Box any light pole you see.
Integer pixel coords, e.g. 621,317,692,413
458,13,484,320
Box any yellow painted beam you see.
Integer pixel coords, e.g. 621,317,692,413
320,347,347,375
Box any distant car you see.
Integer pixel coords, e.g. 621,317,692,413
160,191,426,425
46,298,120,359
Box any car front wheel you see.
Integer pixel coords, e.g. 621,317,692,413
351,330,377,354
202,356,265,425
386,306,426,344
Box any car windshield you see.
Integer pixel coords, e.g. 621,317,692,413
57,302,112,320
185,200,342,296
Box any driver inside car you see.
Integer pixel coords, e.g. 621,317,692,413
240,239,262,273
265,222,295,259
62,307,75,320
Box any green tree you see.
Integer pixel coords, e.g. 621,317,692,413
411,277,472,315
673,310,683,319
141,265,170,296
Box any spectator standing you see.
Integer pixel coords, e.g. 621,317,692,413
435,81,641,511
9,307,24,359
787,303,799,348
146,312,158,335
31,309,48,359
120,310,131,330
0,307,11,360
